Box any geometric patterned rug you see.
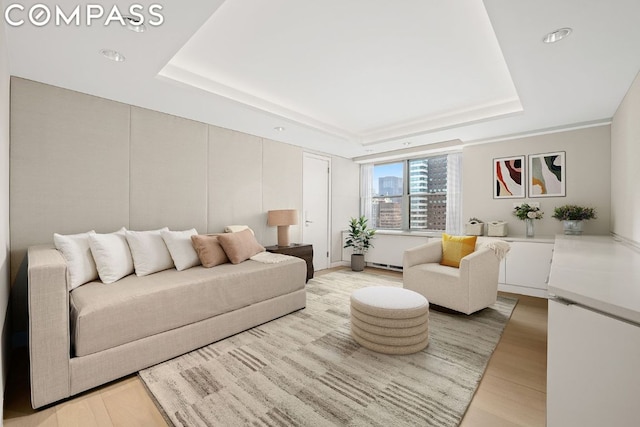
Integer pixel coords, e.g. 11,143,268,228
139,270,517,426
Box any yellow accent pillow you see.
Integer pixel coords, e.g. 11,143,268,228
440,233,477,268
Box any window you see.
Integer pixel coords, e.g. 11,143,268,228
371,162,404,230
408,156,447,230
361,153,461,233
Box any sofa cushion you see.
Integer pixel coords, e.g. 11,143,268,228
440,233,477,268
217,229,265,264
88,228,134,284
125,228,174,276
54,230,97,290
161,229,201,271
191,234,229,267
69,257,306,357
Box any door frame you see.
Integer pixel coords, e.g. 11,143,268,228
302,152,332,270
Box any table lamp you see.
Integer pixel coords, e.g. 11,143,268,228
267,209,298,246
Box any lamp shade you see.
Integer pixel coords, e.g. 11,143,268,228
267,209,298,226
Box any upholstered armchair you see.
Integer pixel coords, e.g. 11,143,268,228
403,240,504,315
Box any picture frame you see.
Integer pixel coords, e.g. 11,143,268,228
528,151,566,197
493,156,525,199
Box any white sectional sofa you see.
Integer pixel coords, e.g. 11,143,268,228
27,245,306,408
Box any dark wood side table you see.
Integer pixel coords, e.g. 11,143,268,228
265,244,314,282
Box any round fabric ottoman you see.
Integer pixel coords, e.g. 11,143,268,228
350,286,429,355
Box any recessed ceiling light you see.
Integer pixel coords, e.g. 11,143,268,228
124,15,146,33
274,126,285,132
403,142,412,146
542,28,572,44
99,49,125,62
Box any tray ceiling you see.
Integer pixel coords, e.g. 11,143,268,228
5,0,640,158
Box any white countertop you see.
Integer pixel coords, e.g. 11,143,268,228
548,235,640,324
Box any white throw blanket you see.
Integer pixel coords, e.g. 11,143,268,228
481,240,511,260
250,252,291,264
224,225,254,235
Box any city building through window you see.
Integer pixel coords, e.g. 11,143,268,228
363,154,455,232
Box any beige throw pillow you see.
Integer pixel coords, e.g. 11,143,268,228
191,234,229,268
217,229,265,264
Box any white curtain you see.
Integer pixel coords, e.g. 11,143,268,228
445,152,463,235
360,164,374,222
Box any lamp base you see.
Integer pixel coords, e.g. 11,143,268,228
277,225,291,247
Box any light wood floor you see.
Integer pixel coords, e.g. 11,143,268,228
3,267,547,426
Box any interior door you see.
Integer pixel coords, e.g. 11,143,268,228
303,153,330,271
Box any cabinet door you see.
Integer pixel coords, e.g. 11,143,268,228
548,300,640,426
504,242,553,289
498,259,506,284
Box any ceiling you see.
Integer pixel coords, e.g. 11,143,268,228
5,0,640,159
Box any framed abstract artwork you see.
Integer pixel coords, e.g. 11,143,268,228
528,151,566,197
493,156,525,198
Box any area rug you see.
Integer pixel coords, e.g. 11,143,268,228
139,270,517,426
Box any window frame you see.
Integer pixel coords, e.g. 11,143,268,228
367,154,450,232
371,160,406,230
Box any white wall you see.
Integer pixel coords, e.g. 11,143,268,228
611,70,640,244
463,126,611,237
330,155,360,264
0,7,10,417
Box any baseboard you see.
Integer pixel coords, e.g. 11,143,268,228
498,283,548,298
330,261,350,268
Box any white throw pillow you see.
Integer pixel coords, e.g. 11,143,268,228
88,228,134,284
160,229,201,271
125,228,174,276
53,230,98,290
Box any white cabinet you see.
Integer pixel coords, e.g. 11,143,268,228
547,299,640,426
498,239,554,297
547,235,640,426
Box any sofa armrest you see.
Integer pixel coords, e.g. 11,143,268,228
403,241,442,269
460,246,497,264
28,245,71,408
459,247,500,301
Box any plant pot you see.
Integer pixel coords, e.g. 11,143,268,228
563,220,584,235
351,254,365,272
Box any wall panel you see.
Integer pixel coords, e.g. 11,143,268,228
10,78,130,279
129,107,208,232
9,79,345,282
262,139,303,246
208,126,264,239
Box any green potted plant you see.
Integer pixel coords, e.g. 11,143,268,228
343,216,376,271
552,205,597,235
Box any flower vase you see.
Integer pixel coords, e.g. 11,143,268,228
525,218,535,238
